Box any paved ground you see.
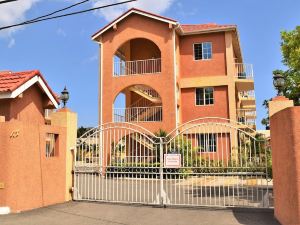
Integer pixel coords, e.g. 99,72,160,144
0,201,280,225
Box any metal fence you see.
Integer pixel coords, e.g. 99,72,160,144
114,106,163,122
73,118,271,208
113,58,161,77
234,63,254,79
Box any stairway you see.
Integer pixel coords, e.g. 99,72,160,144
129,85,162,104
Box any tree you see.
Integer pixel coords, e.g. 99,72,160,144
261,99,271,129
261,26,300,127
77,126,92,138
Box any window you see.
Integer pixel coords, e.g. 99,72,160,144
197,134,217,152
46,133,58,157
196,87,214,105
194,42,212,60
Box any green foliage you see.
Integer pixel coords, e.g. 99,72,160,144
154,128,168,138
262,26,300,127
261,99,271,129
281,26,300,71
170,136,197,167
77,126,92,138
275,26,300,105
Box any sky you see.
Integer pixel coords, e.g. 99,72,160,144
0,0,299,129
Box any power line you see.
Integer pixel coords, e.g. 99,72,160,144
0,0,137,31
26,0,90,23
0,0,17,5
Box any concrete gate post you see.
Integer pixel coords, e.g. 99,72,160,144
269,96,300,225
51,108,78,201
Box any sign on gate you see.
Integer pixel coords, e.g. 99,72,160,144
164,154,181,168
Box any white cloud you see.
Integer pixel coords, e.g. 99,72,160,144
7,38,15,48
56,28,67,37
92,0,175,21
0,0,40,38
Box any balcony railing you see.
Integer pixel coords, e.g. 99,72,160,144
234,63,254,79
114,106,162,122
113,58,161,77
237,109,256,126
239,90,255,99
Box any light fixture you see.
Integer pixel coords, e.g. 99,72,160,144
273,73,285,96
60,86,69,108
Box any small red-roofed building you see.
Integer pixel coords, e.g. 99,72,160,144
0,70,59,123
0,70,76,213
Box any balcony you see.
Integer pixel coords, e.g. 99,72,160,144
234,63,254,91
114,106,162,122
238,90,256,108
113,58,161,77
113,38,162,77
237,109,256,127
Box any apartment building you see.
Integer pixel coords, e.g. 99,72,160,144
92,8,256,134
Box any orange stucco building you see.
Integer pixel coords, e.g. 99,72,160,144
91,8,256,162
92,8,256,132
0,70,76,213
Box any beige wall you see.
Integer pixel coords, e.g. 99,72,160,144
51,108,78,201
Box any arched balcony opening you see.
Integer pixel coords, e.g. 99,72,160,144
113,84,162,122
113,38,162,77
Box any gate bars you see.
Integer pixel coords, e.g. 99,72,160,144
73,118,271,208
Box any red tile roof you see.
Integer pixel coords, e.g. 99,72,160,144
0,70,59,104
180,23,236,33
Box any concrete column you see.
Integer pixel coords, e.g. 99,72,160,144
50,108,77,201
269,97,300,225
269,96,294,117
225,32,237,122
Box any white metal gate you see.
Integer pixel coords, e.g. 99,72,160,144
73,118,271,208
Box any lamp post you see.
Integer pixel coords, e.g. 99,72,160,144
60,86,69,108
273,73,285,96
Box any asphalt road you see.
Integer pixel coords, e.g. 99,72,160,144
0,201,280,225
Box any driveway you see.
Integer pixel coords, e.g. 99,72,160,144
0,201,279,225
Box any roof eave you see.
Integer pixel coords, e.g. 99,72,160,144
177,26,237,36
91,8,178,41
0,72,60,109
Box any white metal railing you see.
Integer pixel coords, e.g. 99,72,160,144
113,58,161,77
237,109,256,126
239,90,255,99
114,156,157,164
114,106,162,122
234,63,254,79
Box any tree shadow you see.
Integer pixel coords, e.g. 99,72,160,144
231,208,280,225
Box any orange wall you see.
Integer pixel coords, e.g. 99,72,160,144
270,106,300,225
100,13,176,133
179,32,227,77
0,84,48,124
0,121,66,212
180,86,229,123
130,38,161,60
188,133,231,162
